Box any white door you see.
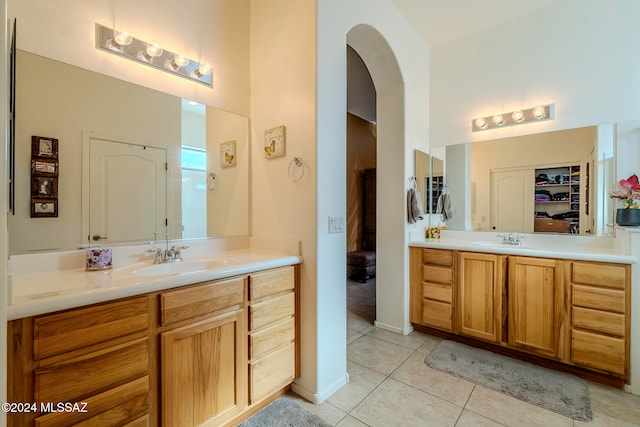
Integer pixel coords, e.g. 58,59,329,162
490,169,534,233
88,138,167,244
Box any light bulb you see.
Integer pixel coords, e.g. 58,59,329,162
492,115,505,126
533,105,547,120
137,41,163,62
512,110,524,123
196,63,212,76
474,117,487,130
113,29,132,47
173,54,189,68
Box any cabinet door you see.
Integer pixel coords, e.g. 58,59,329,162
458,252,505,342
161,309,246,427
508,257,565,359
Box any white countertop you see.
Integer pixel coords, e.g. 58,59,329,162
409,230,637,264
8,241,302,321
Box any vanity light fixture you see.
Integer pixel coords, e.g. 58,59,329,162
472,104,553,132
95,23,212,86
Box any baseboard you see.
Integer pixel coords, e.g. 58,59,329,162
374,320,414,336
291,373,349,404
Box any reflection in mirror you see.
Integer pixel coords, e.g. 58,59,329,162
9,50,249,254
438,125,616,236
414,149,445,217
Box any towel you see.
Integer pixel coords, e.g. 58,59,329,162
407,187,424,224
436,193,456,221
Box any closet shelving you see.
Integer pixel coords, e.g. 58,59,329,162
534,165,580,233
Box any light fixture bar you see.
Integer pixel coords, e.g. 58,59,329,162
471,104,553,132
95,23,212,87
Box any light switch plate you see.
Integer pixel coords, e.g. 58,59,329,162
328,216,345,234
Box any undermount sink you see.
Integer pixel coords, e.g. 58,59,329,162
132,260,226,276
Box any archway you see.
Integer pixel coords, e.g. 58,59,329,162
347,25,407,334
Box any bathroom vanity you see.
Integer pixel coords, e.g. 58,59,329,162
5,239,301,427
410,232,634,387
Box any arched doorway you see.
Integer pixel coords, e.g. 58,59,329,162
347,25,408,334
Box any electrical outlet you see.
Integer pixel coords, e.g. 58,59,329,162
328,216,345,234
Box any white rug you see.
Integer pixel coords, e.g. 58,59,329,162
238,398,331,427
425,340,592,421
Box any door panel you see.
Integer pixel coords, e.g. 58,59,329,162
89,138,166,244
490,169,534,232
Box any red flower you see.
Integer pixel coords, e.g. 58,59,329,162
619,174,640,190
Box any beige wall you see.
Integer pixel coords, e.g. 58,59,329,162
249,0,318,396
471,126,596,230
10,51,181,254
346,113,376,252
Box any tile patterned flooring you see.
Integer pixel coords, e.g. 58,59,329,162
286,278,640,426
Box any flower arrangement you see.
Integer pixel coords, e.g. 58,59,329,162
610,174,640,209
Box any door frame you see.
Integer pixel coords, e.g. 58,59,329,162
81,131,168,245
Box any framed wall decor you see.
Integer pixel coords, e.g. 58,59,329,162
220,140,237,168
31,176,58,198
264,125,285,159
31,159,58,176
31,135,60,218
31,199,58,218
32,135,58,158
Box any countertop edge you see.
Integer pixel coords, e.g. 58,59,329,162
409,240,637,264
8,255,302,321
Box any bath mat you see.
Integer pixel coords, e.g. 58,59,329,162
238,397,332,427
424,340,592,421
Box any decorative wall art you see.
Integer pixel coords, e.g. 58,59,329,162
31,135,59,217
220,140,236,168
264,125,285,159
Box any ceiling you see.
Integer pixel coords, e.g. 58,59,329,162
392,0,561,46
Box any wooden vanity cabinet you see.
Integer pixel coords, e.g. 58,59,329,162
410,247,631,384
247,266,298,405
7,264,301,427
159,277,246,427
7,297,152,427
508,256,566,360
458,252,505,343
410,248,455,332
568,261,630,378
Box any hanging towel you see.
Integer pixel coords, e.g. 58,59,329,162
407,187,424,224
436,192,456,221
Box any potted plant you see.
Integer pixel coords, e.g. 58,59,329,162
610,174,640,226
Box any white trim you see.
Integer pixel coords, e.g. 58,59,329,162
291,373,349,404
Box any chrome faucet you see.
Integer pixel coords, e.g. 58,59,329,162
146,242,189,263
498,233,524,246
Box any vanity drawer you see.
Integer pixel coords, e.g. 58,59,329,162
33,297,149,360
249,292,295,331
422,265,453,285
422,249,453,267
571,262,628,289
572,284,625,313
421,299,453,331
422,282,452,303
249,266,295,301
249,342,295,404
159,277,244,326
572,306,625,337
34,376,149,427
35,337,149,404
249,317,295,360
571,329,625,376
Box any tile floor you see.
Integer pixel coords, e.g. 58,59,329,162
286,278,640,426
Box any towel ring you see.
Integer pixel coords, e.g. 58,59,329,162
288,157,305,182
207,172,218,191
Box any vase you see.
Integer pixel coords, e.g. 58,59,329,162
616,208,640,226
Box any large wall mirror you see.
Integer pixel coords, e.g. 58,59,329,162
9,50,250,254
417,124,617,237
